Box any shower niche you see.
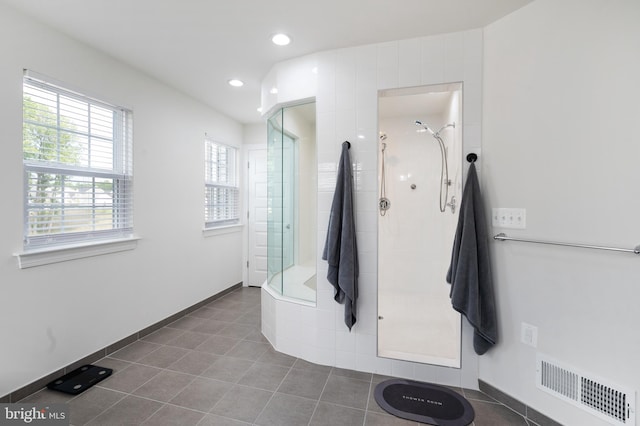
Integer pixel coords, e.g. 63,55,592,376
266,101,317,304
377,83,463,368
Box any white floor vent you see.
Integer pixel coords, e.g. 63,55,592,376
536,354,636,425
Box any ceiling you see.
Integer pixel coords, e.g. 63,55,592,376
2,0,533,124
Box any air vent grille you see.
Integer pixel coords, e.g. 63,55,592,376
536,354,636,425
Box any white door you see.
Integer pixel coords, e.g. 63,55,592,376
247,147,268,287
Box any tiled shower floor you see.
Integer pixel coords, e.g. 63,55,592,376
20,287,536,425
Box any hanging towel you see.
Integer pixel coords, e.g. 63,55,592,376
322,141,358,331
446,162,497,355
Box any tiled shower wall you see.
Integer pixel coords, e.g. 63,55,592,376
261,28,483,389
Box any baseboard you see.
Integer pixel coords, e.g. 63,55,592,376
479,379,564,426
1,282,242,403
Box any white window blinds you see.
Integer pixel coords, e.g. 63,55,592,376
22,73,133,249
205,138,239,227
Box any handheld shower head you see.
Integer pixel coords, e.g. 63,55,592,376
414,120,435,135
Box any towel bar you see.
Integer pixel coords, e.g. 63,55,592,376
493,233,640,255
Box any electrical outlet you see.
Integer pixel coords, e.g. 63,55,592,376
521,322,538,348
492,208,526,229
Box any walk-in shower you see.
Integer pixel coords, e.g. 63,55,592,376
377,83,463,368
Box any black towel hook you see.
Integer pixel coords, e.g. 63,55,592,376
343,141,351,149
466,153,477,163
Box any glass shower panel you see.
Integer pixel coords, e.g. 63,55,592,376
266,102,317,303
267,113,284,295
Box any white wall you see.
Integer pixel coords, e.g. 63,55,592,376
482,0,640,424
0,3,243,397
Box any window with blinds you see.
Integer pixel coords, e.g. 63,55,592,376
205,138,239,227
22,72,133,249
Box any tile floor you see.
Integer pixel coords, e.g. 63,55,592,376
21,287,536,425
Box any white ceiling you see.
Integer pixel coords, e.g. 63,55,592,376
1,0,533,124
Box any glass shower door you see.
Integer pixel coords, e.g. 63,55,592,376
267,111,296,294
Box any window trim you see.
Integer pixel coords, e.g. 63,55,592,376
14,237,139,269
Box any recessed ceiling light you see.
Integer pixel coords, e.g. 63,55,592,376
228,79,244,87
271,33,291,46
257,107,263,113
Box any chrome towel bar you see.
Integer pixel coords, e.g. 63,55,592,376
493,233,640,255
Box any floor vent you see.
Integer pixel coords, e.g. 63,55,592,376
536,354,636,425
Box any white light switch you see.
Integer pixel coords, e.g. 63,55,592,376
492,208,526,229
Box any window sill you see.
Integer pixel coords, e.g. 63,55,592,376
14,237,140,269
202,224,244,238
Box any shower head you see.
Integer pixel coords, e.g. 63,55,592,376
414,120,435,135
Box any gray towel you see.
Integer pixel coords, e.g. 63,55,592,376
446,162,497,354
322,141,358,330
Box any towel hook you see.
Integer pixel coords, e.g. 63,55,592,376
466,153,477,163
343,141,351,149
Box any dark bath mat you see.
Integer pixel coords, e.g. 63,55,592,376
47,365,113,395
374,379,475,426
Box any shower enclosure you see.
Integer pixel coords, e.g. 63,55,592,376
377,83,463,368
266,102,317,303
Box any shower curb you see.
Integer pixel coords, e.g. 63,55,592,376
1,282,242,403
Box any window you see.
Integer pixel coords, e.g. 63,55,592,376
22,72,133,250
204,138,239,228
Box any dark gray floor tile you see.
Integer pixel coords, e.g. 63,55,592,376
197,414,251,425
86,395,162,425
192,319,229,335
209,308,245,322
237,362,290,391
372,374,394,385
367,385,387,414
225,340,270,361
165,331,211,349
167,350,220,375
110,340,161,362
201,357,255,383
94,357,132,373
140,327,185,344
166,315,207,331
310,402,366,426
195,335,241,355
364,411,419,425
67,387,124,425
470,399,529,426
257,347,296,367
98,363,161,393
216,323,255,339
234,312,261,326
278,368,330,400
255,392,317,426
132,370,195,402
170,377,232,412
244,329,269,343
141,404,205,426
321,374,371,409
138,345,190,368
187,307,218,320
210,384,273,423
